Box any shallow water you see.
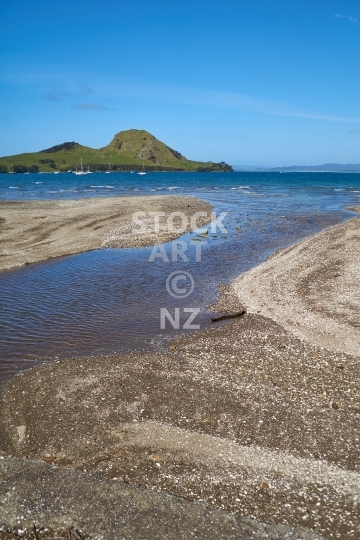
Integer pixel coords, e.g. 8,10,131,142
0,172,359,389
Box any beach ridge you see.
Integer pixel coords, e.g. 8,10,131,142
0,195,212,272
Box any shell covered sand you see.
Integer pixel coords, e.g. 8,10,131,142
1,210,360,538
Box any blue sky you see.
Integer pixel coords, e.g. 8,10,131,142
1,0,360,166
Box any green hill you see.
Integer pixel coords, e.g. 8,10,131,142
0,129,233,173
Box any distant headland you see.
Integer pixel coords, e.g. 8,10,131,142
0,129,233,173
234,163,360,173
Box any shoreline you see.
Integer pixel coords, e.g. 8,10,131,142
0,195,212,272
1,208,360,538
228,206,360,356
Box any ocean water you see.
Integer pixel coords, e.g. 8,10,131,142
0,171,359,389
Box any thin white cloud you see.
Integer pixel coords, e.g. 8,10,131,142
2,70,360,125
277,111,360,124
334,14,359,24
101,81,360,124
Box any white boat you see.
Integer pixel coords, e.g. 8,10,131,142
74,158,88,175
9,164,15,174
54,169,59,174
105,163,111,174
25,166,30,175
138,161,146,175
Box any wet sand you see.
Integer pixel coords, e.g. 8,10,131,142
1,209,360,539
0,196,212,271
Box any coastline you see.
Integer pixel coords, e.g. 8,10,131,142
1,209,360,538
0,195,212,272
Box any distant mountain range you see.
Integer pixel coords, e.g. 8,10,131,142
0,129,233,173
234,163,360,173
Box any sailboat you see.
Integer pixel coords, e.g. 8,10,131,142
105,163,111,174
9,164,15,174
25,166,30,174
137,161,146,175
74,158,87,175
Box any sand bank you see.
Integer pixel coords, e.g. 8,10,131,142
0,195,212,271
1,212,360,538
231,207,360,356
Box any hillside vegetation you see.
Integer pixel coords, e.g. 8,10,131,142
0,129,233,173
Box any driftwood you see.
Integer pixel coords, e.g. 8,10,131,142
211,309,246,323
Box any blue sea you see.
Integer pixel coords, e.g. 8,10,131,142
1,171,359,388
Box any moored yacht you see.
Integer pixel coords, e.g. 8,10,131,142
74,158,88,175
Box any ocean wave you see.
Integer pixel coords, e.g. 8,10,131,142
106,186,115,189
8,187,18,189
35,182,42,185
91,185,105,188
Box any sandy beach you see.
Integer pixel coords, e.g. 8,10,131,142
231,207,360,357
0,207,359,539
0,196,212,271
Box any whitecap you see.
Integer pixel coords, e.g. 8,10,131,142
91,185,105,188
35,181,42,184
106,186,115,188
9,186,18,189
